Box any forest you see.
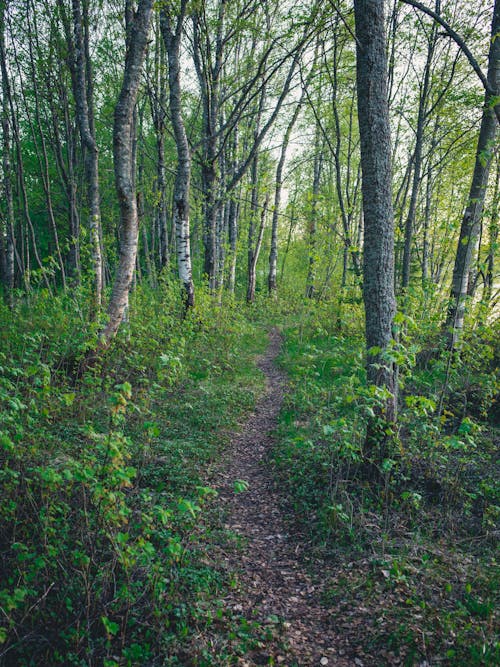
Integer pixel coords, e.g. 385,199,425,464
0,0,498,664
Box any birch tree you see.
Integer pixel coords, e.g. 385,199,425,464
160,0,195,309
101,0,153,343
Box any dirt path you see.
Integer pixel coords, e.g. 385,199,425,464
212,329,352,667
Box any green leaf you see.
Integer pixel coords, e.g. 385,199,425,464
101,616,119,637
233,479,250,494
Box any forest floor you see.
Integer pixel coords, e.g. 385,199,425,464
201,329,354,666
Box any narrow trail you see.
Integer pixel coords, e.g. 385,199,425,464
213,329,352,667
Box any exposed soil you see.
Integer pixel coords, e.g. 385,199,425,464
210,329,354,667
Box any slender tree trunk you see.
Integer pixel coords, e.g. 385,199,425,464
47,69,81,281
444,0,499,349
161,1,194,310
280,200,297,284
483,158,499,308
269,99,302,295
0,1,15,297
247,194,268,303
24,5,67,288
1,6,49,292
246,149,260,304
305,129,323,299
215,107,227,295
355,0,398,459
246,74,267,303
227,194,240,293
151,16,169,271
422,118,439,285
328,33,361,282
101,0,153,343
401,3,438,291
192,4,225,291
226,129,240,293
69,0,103,306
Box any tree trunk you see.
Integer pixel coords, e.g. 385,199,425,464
151,16,169,271
23,5,67,289
305,130,323,299
192,4,225,291
247,194,268,303
444,0,499,348
1,4,49,292
269,99,302,295
226,129,240,294
70,0,103,306
161,0,195,310
483,157,499,308
401,3,438,291
355,0,398,459
101,0,153,343
246,148,260,304
0,0,15,297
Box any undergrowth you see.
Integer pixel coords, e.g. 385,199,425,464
0,283,267,666
271,295,499,666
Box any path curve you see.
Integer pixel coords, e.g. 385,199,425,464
213,329,351,667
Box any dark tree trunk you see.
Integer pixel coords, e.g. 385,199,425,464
355,0,398,458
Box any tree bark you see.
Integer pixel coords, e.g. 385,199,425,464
355,0,398,457
483,158,499,308
444,0,499,348
68,0,103,306
0,0,15,297
401,2,438,291
305,129,323,299
150,15,169,271
101,0,153,343
247,194,268,303
161,0,195,310
192,3,225,291
1,4,49,292
226,127,240,294
268,98,302,295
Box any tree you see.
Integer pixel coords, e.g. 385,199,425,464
354,0,398,458
444,0,499,348
69,0,103,306
268,92,304,295
160,0,195,310
0,0,15,299
101,0,153,343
